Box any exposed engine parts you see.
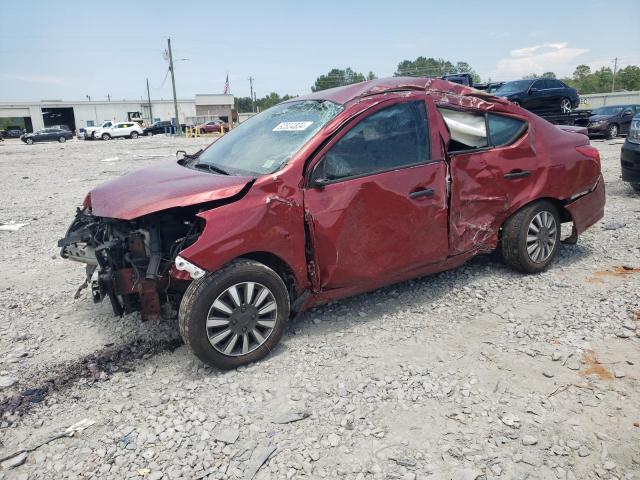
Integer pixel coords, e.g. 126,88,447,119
58,207,204,320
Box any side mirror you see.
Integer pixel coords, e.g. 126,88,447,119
529,87,538,94
176,150,186,160
623,111,633,117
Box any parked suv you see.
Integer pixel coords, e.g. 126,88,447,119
59,78,604,369
493,79,579,113
621,113,640,192
96,122,143,140
578,104,639,139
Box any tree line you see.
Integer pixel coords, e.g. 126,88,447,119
234,58,640,112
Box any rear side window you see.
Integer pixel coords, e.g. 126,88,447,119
314,101,429,182
487,114,527,147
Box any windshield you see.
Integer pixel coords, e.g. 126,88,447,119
196,100,343,176
593,106,624,116
494,80,534,95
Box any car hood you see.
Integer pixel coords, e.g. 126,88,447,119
89,160,254,220
588,114,612,122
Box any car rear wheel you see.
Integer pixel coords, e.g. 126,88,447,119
58,136,66,143
606,124,618,139
25,138,34,145
501,200,560,274
179,259,290,369
101,133,111,140
130,131,139,139
560,97,572,113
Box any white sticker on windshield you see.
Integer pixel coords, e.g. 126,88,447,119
273,121,313,132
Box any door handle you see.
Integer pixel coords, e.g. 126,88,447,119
409,188,435,199
504,170,531,179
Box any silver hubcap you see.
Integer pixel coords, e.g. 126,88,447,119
206,282,277,357
527,211,557,263
561,99,571,113
610,125,617,137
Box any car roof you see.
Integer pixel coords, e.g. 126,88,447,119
288,77,504,107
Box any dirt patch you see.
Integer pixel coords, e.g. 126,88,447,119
578,349,613,381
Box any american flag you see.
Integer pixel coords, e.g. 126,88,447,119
223,74,229,94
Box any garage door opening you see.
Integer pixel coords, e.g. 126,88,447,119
0,116,33,134
42,107,76,133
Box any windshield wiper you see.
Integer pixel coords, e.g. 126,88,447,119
194,162,230,175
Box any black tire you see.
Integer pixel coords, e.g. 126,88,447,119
560,97,572,113
605,124,618,139
501,200,561,274
130,131,139,139
147,131,153,137
25,138,34,145
101,133,111,141
58,136,66,143
631,183,640,193
179,259,290,369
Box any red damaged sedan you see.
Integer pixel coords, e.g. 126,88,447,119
59,78,605,369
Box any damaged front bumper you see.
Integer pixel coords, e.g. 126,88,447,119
58,207,204,320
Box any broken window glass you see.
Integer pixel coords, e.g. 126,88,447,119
438,108,487,151
313,101,429,181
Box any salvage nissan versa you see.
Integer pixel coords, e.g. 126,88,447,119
58,78,605,369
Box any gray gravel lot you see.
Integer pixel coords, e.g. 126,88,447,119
0,135,639,480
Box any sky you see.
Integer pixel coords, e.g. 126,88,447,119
1,0,639,102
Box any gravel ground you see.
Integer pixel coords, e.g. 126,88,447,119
0,135,638,480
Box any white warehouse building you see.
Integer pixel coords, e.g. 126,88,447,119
0,94,234,133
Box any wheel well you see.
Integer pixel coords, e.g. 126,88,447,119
238,252,297,298
502,197,572,233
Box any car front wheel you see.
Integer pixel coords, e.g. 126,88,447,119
179,259,290,369
501,200,560,274
101,133,111,140
631,183,640,193
25,138,34,145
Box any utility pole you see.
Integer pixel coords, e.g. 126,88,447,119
248,76,255,113
167,37,181,135
611,57,619,93
146,78,153,125
107,94,111,102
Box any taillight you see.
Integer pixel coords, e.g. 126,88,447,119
82,193,92,209
575,145,600,166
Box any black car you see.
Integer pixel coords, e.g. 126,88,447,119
493,78,579,114
143,121,176,136
621,113,640,193
21,128,73,145
578,104,639,139
3,127,24,138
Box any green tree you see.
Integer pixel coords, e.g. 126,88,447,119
542,72,556,78
617,65,640,91
234,92,296,113
394,57,477,79
311,68,367,92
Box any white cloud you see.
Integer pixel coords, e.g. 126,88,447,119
487,42,589,80
2,74,68,85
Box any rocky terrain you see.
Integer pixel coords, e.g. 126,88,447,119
0,135,638,480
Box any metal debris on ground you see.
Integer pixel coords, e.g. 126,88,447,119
271,411,310,424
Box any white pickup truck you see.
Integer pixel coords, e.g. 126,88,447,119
84,121,116,140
